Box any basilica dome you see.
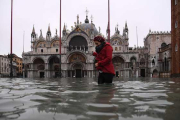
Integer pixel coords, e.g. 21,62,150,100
79,22,99,37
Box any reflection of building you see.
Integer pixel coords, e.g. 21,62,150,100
171,0,180,77
0,55,10,77
22,12,171,78
12,54,23,77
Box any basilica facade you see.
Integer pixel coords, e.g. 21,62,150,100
22,14,170,78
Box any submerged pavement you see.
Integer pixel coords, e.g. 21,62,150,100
0,77,180,120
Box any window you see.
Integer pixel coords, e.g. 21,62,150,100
161,43,167,48
175,21,178,28
175,0,177,5
41,49,43,53
56,49,58,52
175,44,178,52
119,47,121,50
115,47,118,51
152,59,155,66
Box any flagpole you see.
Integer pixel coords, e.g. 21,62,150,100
108,0,110,43
23,31,25,53
59,0,62,78
136,26,138,48
10,0,13,77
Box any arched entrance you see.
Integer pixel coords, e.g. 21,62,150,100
72,63,83,78
33,58,45,78
140,58,146,77
130,57,137,77
68,53,86,78
152,69,159,78
112,56,125,77
69,36,88,51
48,56,60,78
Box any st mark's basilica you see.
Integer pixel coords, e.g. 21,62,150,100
22,12,171,78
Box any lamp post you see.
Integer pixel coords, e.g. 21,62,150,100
59,0,62,78
10,0,13,77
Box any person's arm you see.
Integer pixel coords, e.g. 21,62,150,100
92,52,98,57
98,46,113,66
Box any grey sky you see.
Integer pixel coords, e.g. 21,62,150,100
0,0,171,57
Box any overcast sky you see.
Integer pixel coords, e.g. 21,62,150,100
0,0,171,57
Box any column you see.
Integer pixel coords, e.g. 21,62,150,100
45,63,48,78
88,71,90,78
136,70,138,77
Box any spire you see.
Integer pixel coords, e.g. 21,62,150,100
40,29,43,36
125,21,128,29
46,24,51,40
115,23,120,34
125,21,128,32
77,14,79,25
31,25,36,39
85,8,89,23
32,25,35,33
91,15,93,23
63,23,67,36
63,23,66,31
55,29,58,36
48,24,51,32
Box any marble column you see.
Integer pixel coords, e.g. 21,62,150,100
88,71,90,78
45,63,48,78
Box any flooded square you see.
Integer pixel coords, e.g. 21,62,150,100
0,78,180,120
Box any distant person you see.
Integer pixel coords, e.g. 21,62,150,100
92,36,115,84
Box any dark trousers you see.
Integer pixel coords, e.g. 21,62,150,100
98,73,114,84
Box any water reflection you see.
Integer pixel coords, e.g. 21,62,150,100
0,77,180,120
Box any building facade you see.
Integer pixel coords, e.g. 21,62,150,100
12,54,23,76
0,55,10,77
171,0,180,77
158,44,172,78
22,14,171,78
23,14,146,78
144,30,171,77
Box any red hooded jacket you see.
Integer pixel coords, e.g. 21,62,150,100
93,42,115,75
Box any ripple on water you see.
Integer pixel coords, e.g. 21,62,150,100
61,90,99,94
86,103,118,108
131,93,168,98
0,78,180,120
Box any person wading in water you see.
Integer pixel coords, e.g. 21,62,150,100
92,36,115,84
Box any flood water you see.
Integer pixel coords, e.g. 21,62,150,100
0,77,180,120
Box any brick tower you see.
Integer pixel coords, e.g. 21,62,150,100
171,0,180,77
